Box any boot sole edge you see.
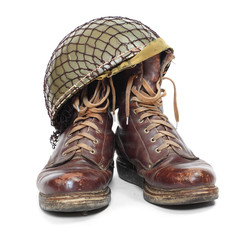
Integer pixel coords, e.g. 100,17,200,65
39,187,111,212
117,157,219,205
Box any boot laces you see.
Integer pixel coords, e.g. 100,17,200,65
62,79,115,156
125,75,182,153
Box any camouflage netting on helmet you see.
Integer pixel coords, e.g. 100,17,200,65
44,16,161,128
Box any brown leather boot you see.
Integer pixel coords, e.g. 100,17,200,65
37,80,114,212
115,53,218,205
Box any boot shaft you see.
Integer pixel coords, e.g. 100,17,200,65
46,78,115,170
115,53,198,164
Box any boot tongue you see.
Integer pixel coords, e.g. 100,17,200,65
140,51,175,93
141,54,161,93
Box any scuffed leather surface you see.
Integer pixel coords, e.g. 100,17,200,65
37,111,114,195
115,53,216,189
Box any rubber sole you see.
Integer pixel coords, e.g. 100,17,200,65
117,157,218,205
39,187,111,212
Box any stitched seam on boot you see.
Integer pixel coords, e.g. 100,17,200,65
99,115,108,168
115,128,130,161
116,132,147,170
131,115,153,166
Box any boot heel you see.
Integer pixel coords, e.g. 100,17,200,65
117,157,143,188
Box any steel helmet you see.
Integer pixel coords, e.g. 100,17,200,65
43,16,172,127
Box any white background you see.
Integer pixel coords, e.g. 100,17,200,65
1,0,239,239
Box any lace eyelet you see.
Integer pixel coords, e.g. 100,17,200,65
62,152,67,156
99,121,104,125
150,138,156,143
93,139,98,144
155,148,161,153
138,119,144,124
144,128,150,133
90,150,95,154
133,109,137,114
65,142,69,147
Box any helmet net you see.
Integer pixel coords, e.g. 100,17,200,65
44,16,159,127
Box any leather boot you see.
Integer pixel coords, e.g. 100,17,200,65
115,53,218,205
37,79,114,212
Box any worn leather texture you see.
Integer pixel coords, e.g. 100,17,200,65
115,54,216,189
37,111,114,195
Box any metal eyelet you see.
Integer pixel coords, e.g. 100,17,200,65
144,128,149,133
62,152,67,156
150,138,156,143
99,121,104,125
133,109,137,114
155,148,161,153
138,119,144,123
65,142,69,147
93,139,98,144
90,150,95,154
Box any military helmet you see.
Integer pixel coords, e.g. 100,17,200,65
43,16,172,127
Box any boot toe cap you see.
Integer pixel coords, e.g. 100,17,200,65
37,168,110,195
145,158,216,189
